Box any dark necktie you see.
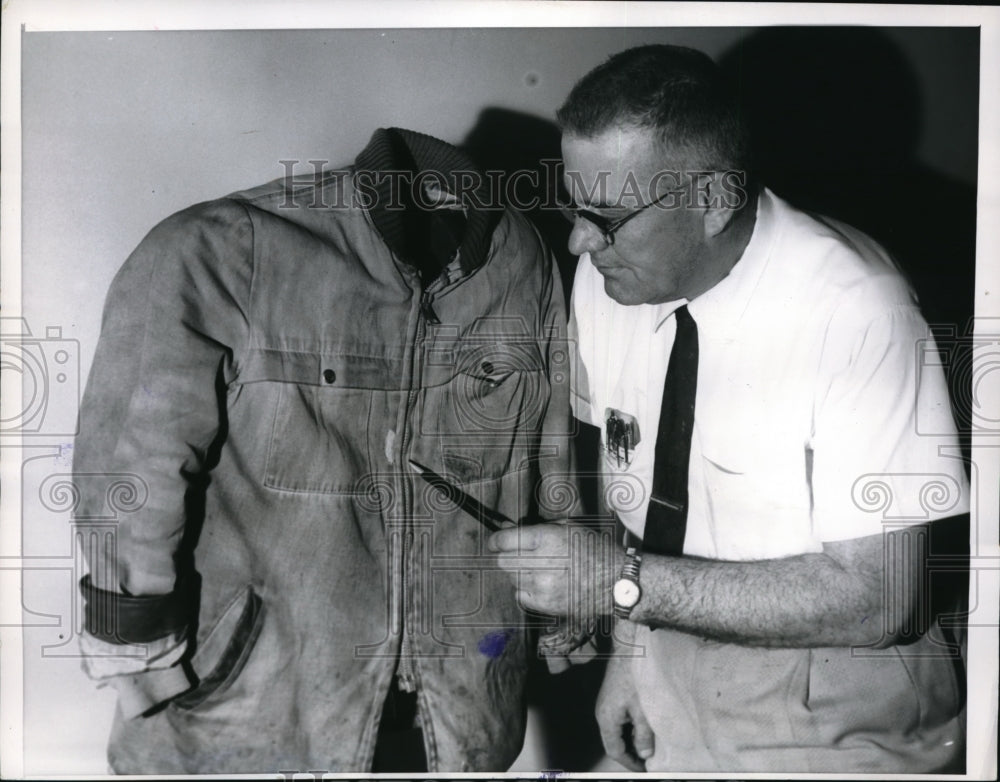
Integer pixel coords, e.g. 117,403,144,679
643,304,698,556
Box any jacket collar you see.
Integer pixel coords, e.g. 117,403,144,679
354,127,502,281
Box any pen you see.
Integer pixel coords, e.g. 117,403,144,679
408,459,513,532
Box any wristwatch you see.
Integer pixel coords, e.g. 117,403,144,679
612,546,643,619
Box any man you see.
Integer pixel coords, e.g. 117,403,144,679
490,45,970,773
73,127,571,773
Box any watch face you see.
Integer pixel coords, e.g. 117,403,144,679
613,578,641,608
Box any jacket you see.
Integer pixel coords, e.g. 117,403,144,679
72,128,572,773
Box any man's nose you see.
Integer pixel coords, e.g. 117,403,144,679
567,218,607,256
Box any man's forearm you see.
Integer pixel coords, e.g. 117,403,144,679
629,541,886,648
490,522,920,649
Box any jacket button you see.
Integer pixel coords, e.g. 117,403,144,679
323,369,336,384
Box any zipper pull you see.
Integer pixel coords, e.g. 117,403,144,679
396,667,417,693
420,291,441,325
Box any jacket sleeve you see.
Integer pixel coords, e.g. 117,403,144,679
536,246,580,520
531,244,601,668
73,198,254,712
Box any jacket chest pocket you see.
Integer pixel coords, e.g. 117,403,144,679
423,341,549,484
264,383,374,493
239,349,398,494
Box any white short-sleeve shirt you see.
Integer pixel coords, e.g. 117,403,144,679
570,188,969,561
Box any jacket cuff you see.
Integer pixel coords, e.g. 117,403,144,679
79,573,196,644
537,624,599,673
112,665,194,719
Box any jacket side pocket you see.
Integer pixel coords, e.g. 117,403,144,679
172,585,265,711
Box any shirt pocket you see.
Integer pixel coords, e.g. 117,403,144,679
238,348,394,494
423,340,549,484
698,424,819,559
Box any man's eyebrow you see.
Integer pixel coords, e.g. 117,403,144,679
569,197,625,211
561,180,619,210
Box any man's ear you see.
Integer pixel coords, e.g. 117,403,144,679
701,177,738,238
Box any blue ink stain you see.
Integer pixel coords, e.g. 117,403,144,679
478,629,515,659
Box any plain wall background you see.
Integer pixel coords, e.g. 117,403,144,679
13,26,982,775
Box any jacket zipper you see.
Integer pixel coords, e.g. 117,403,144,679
420,288,441,325
396,286,439,693
397,532,416,691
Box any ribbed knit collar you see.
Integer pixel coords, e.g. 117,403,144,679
354,127,502,278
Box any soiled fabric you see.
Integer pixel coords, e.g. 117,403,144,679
74,128,572,773
570,188,969,772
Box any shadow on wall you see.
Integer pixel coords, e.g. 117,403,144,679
461,108,576,304
718,27,978,457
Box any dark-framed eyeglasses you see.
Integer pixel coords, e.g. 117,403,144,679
557,187,685,246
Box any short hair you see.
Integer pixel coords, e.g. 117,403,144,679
557,44,751,176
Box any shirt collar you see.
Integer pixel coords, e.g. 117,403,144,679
653,188,779,334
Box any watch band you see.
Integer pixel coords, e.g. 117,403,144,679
621,546,641,580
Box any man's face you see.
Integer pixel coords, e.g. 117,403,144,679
561,125,710,306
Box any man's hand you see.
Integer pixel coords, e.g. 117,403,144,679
596,648,654,770
487,522,621,621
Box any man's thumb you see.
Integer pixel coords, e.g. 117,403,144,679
631,707,655,761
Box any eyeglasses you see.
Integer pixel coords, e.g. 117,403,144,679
558,187,685,246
